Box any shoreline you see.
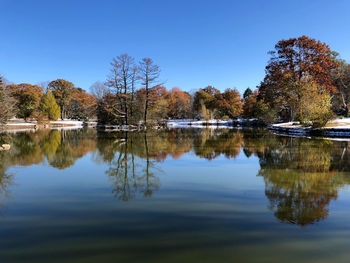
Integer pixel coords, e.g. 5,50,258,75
268,119,350,138
4,120,97,130
167,119,264,128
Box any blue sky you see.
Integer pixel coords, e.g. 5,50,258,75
1,0,349,94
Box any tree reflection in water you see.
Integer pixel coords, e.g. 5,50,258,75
97,132,161,201
252,136,350,226
0,132,15,211
0,150,13,211
1,128,350,225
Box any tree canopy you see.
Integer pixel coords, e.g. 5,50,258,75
7,83,44,120
49,79,75,119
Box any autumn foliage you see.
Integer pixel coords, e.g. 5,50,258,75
257,36,340,125
68,88,97,120
7,83,44,120
1,36,348,127
165,88,191,119
193,86,243,119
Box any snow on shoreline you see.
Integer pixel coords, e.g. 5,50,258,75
167,119,259,128
4,120,97,132
50,120,84,126
269,118,350,137
167,120,232,129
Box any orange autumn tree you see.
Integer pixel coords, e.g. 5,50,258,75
258,36,339,121
215,88,243,119
7,83,44,120
243,89,259,118
165,87,191,119
68,88,97,120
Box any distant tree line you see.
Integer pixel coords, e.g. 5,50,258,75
1,35,350,127
0,76,96,125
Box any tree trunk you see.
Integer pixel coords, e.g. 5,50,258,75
61,105,64,120
144,132,150,195
144,78,149,126
144,92,148,125
124,77,128,126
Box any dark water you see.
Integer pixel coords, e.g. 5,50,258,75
1,128,350,263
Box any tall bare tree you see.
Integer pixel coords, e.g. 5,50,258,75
106,54,135,125
130,66,138,121
139,58,161,125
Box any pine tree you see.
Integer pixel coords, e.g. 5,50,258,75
40,89,61,121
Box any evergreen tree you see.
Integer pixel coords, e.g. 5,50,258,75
243,88,253,99
40,89,61,120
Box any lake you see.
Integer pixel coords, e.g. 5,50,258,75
1,128,350,263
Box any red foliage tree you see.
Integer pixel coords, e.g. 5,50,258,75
258,36,339,120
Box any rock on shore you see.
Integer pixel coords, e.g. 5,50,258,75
0,144,10,151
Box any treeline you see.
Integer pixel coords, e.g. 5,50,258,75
1,35,350,127
94,37,350,127
0,77,96,124
0,55,245,126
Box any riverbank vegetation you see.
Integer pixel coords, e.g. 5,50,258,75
1,35,350,128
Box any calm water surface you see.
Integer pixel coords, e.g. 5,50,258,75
1,128,350,263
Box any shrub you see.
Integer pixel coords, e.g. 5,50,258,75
30,111,49,125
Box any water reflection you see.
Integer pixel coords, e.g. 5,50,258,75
1,128,350,225
97,132,160,200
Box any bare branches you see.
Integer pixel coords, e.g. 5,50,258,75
90,81,109,100
139,58,161,87
106,54,137,125
139,58,161,124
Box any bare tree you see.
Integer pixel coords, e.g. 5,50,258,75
0,76,14,128
90,81,109,101
130,66,138,120
139,58,161,125
106,54,135,125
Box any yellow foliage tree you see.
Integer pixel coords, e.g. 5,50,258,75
296,77,333,127
40,89,61,121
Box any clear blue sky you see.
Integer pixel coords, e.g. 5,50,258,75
1,0,349,94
